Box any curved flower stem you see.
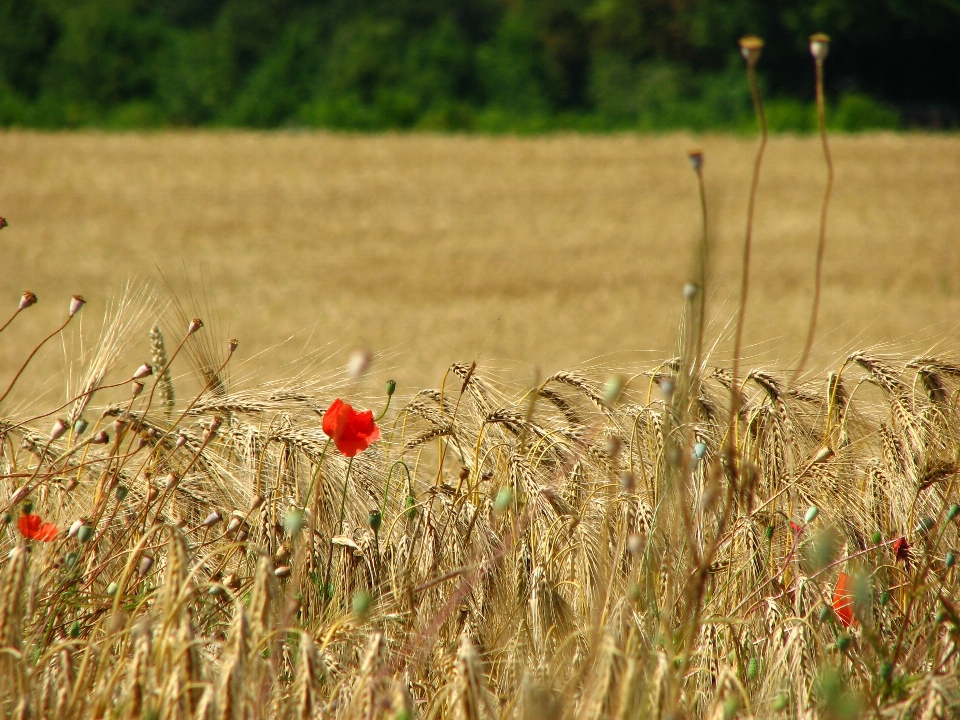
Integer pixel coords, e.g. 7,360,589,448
792,55,833,386
322,455,353,609
0,314,74,405
0,307,22,335
375,394,392,422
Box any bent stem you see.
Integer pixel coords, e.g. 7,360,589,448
322,455,354,609
792,55,833,386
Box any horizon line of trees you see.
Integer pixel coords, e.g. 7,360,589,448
1,0,958,132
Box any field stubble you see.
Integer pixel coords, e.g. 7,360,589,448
1,131,959,392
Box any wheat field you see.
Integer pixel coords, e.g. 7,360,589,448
2,131,960,719
2,131,959,391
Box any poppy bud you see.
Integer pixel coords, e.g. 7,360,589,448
764,525,774,541
738,35,764,66
50,419,69,441
92,431,109,444
73,419,88,435
385,379,396,396
22,500,34,515
688,149,703,173
69,295,85,317
131,381,144,398
809,33,830,63
69,620,81,638
19,291,37,310
78,525,94,543
818,605,832,623
494,487,513,514
284,508,304,536
368,509,382,532
836,632,852,652
106,582,118,596
347,348,372,379
202,510,222,528
871,531,882,545
132,363,153,380
188,318,203,335
804,506,819,524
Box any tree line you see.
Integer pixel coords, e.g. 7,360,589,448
1,0,958,131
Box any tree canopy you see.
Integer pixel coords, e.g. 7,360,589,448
1,0,957,130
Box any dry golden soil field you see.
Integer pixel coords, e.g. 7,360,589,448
1,131,958,393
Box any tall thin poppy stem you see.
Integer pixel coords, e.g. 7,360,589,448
323,455,354,608
793,34,833,386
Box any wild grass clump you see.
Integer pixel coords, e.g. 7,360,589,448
1,288,959,719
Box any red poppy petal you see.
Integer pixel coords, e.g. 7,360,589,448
18,514,42,539
37,523,59,542
833,572,855,628
322,399,345,437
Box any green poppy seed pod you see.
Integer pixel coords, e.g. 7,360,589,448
871,531,882,545
747,657,759,681
917,516,935,534
386,379,396,396
946,551,956,569
19,291,37,310
50,418,69,441
65,551,80,569
772,694,789,712
69,620,81,638
77,525,94,543
836,632,852,652
603,374,625,406
818,605,832,623
405,495,417,520
694,442,707,460
805,506,819,524
368,509,382,533
494,487,513,514
764,525,774,541
352,590,372,617
879,661,893,684
809,33,830,63
73,418,88,435
722,697,739,720
936,609,948,624
106,581,118,596
739,35,764,66
284,508,304,536
69,295,85,317
948,503,960,522
115,485,128,502
132,363,153,380
1,512,11,525
22,500,33,516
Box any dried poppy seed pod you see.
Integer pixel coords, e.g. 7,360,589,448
69,295,85,316
50,419,69,441
202,510,222,528
147,486,160,503
683,282,698,300
131,381,144,398
274,565,291,579
688,149,704,173
132,363,153,380
187,317,203,335
227,338,238,354
175,433,188,449
226,516,242,534
73,418,88,435
249,494,265,512
68,519,85,538
19,291,37,310
809,33,830,63
65,478,78,492
138,555,154,576
739,35,764,66
164,472,179,490
208,416,222,433
92,430,109,444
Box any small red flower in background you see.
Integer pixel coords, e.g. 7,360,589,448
789,520,804,537
18,514,59,542
893,537,911,566
833,571,855,628
322,399,380,457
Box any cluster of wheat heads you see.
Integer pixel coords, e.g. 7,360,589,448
1,288,959,720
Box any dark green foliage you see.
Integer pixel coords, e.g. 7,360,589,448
0,0,955,130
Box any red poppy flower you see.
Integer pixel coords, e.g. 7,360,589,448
832,571,855,628
893,537,911,564
18,514,59,542
322,398,380,457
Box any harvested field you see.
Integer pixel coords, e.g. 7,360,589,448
1,131,959,391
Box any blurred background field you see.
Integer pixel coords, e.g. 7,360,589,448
1,130,959,393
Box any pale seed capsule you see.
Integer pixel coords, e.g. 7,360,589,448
274,565,291,579
69,295,85,316
68,519,85,538
132,363,153,380
809,33,830,62
738,35,764,66
187,318,203,335
19,291,37,310
163,473,179,490
175,433,187,449
228,338,239,353
202,510,222,528
138,556,154,576
249,494,265,512
50,419,69,441
131,381,144,398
